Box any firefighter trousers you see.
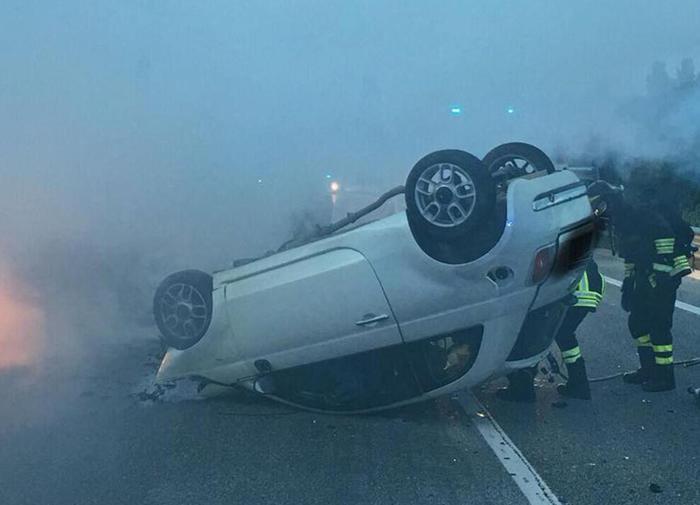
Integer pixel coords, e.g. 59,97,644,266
628,275,680,367
554,307,590,364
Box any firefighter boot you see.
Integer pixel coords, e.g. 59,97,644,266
642,363,676,393
622,346,655,385
557,358,591,400
496,368,536,403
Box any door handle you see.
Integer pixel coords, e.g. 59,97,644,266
355,313,390,326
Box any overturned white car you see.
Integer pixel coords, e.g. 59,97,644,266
154,143,594,413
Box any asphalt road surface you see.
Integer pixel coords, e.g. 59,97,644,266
2,251,699,505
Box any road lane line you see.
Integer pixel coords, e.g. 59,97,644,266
603,276,700,316
457,391,562,505
601,275,622,288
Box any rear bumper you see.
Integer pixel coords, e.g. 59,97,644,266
506,298,568,362
501,218,592,364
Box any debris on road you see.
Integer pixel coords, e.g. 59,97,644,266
134,373,201,404
135,382,176,402
649,483,663,493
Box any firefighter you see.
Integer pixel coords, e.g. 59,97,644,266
497,259,604,402
555,259,605,399
591,181,692,392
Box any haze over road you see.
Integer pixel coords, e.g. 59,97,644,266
2,252,699,505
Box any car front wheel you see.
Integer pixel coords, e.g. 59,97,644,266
153,269,213,350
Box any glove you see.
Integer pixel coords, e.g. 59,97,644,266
655,273,681,290
621,277,633,312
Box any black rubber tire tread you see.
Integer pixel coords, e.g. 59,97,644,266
482,142,556,178
153,269,213,350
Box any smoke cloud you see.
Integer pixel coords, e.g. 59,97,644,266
0,2,699,370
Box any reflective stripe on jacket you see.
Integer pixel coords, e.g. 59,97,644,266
620,205,691,279
574,261,605,310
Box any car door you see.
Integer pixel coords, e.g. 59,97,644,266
223,248,402,371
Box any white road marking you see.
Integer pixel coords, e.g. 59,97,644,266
603,275,700,316
457,391,563,505
454,274,699,504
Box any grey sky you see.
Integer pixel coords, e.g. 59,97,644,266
1,1,699,268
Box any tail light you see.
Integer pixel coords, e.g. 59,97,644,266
530,244,556,284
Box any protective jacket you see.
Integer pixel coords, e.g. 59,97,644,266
618,205,692,283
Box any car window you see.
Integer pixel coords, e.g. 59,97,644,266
405,326,484,392
268,344,421,412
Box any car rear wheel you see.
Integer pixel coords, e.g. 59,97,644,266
153,270,213,350
482,142,555,183
405,150,496,241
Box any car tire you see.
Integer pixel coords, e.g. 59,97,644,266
405,149,496,241
153,269,213,350
482,142,555,181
